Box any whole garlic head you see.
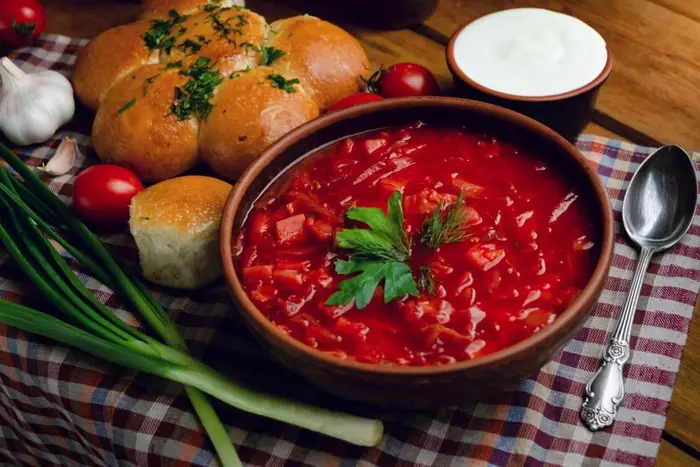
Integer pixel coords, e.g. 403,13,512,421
0,57,75,146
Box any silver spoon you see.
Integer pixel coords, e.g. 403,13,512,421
580,145,698,431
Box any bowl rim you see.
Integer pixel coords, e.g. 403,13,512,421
220,96,614,376
445,9,614,102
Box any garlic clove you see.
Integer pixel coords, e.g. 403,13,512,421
43,137,81,176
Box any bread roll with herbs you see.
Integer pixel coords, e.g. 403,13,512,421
75,4,370,182
72,21,159,111
162,8,267,76
199,66,319,180
139,0,246,21
266,16,369,110
92,64,200,182
129,175,233,290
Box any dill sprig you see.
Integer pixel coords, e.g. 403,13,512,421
419,191,472,249
418,265,437,295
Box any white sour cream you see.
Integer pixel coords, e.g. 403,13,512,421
452,8,608,98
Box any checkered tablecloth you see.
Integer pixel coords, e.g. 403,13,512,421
1,34,699,467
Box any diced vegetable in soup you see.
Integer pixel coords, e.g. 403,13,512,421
235,124,599,366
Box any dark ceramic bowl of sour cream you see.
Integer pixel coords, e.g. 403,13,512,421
447,8,613,141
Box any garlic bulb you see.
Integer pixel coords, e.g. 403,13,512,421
43,137,82,176
0,57,75,146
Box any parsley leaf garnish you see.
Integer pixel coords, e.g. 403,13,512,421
143,9,188,54
267,74,299,93
326,191,418,309
327,259,417,309
419,190,473,248
261,46,285,65
170,57,223,120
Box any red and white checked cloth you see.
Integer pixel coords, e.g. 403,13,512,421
1,35,699,467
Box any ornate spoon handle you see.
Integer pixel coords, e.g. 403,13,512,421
581,247,654,431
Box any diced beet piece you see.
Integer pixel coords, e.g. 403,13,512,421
483,269,502,295
275,214,307,243
273,269,304,290
403,189,457,215
466,243,506,271
452,175,486,198
243,265,273,283
240,246,258,268
522,308,556,328
307,220,334,242
363,137,389,156
248,213,270,243
305,326,341,347
319,300,354,319
278,296,305,317
275,260,311,272
378,178,407,197
457,287,476,307
250,285,276,303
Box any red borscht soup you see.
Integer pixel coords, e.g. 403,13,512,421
235,124,599,366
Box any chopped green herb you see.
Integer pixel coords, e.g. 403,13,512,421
170,57,223,120
117,98,137,114
229,65,251,79
196,35,211,44
140,216,151,220
419,190,473,249
178,38,202,54
326,191,418,309
418,264,437,296
11,20,37,39
143,74,160,96
267,74,300,93
203,4,218,12
207,8,246,44
261,46,285,65
142,9,188,54
165,60,183,69
241,41,259,53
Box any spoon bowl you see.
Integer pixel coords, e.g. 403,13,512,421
623,145,698,251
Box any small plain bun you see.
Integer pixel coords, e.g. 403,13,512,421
161,8,267,76
92,64,200,183
72,21,159,111
267,16,369,110
129,175,233,289
139,0,246,21
199,66,319,180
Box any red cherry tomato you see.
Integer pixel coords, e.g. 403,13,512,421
0,0,46,47
328,92,384,112
72,165,144,225
378,63,440,98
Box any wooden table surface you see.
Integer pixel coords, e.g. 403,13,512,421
41,0,700,465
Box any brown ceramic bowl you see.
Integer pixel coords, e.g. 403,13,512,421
446,19,614,142
220,97,614,409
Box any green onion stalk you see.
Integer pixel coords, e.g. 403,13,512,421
0,143,384,466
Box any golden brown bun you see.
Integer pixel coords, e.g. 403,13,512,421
199,66,319,180
139,0,246,20
92,64,200,183
162,8,267,75
129,175,233,289
266,16,369,110
72,21,158,111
